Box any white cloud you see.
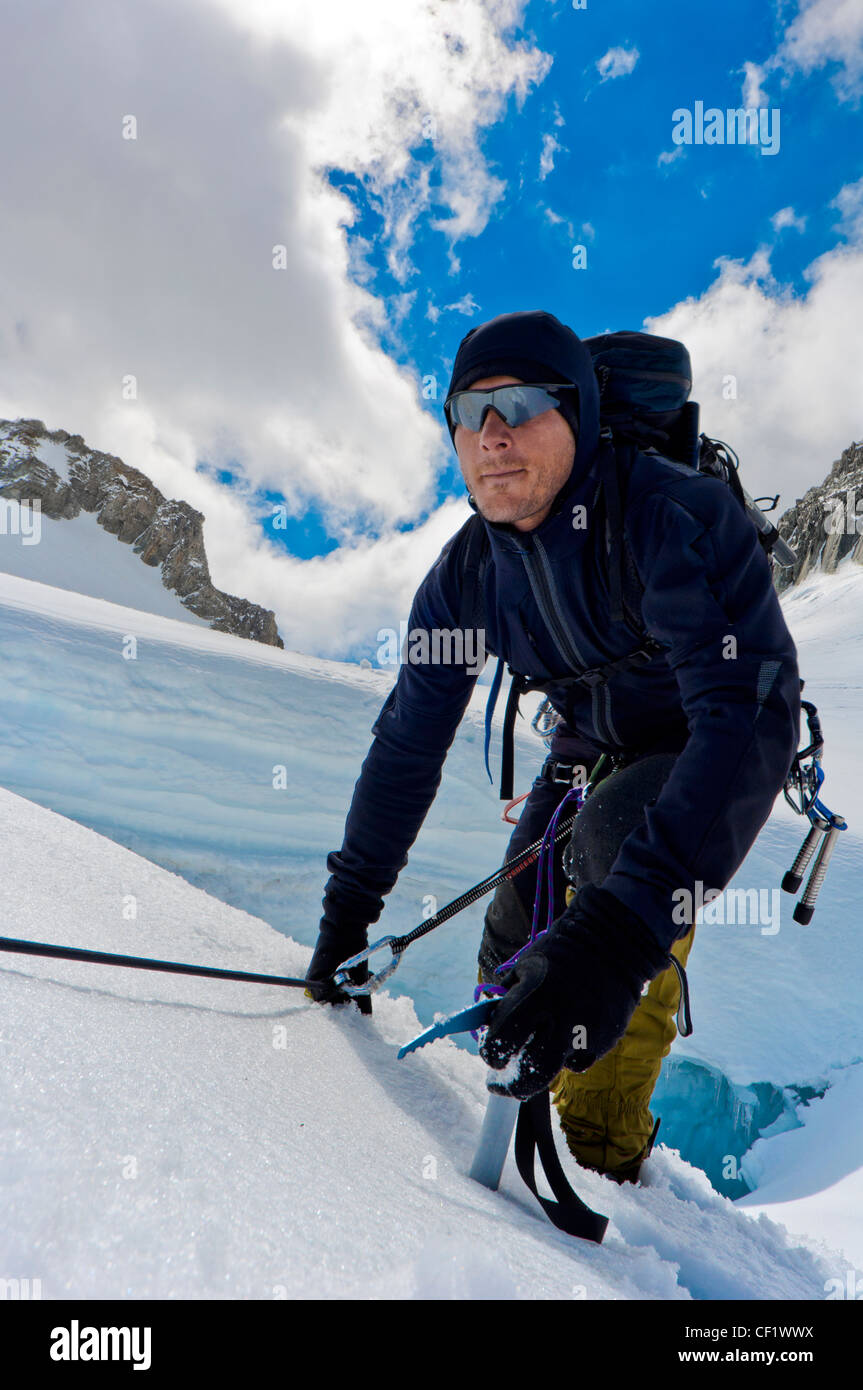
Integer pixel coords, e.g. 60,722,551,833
831,174,863,240
443,294,482,317
0,0,551,650
425,292,481,323
538,202,578,242
539,132,562,179
779,0,863,98
771,207,807,233
645,181,863,513
228,496,475,660
208,0,551,254
658,146,686,167
596,46,639,82
741,60,769,108
745,0,863,104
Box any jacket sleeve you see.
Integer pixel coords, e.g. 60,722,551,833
595,475,801,953
321,539,485,935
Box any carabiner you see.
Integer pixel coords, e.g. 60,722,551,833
331,935,402,996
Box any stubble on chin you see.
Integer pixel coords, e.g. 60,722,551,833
474,479,545,526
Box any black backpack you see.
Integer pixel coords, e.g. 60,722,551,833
585,330,795,567
455,330,798,797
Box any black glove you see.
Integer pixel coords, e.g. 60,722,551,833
305,920,373,1016
479,883,671,1100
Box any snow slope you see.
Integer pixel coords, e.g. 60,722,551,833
1,498,213,625
0,568,514,1028
0,557,861,1292
0,786,854,1300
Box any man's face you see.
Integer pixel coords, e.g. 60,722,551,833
452,376,576,531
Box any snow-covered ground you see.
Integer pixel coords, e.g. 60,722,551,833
0,497,212,624
0,566,514,1028
0,520,862,1297
0,785,855,1300
0,429,74,485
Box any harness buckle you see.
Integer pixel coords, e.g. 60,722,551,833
540,758,587,787
574,667,606,689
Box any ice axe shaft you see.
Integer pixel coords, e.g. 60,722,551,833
794,821,844,923
469,1092,520,1191
782,818,827,894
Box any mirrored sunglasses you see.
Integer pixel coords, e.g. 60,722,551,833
444,382,576,432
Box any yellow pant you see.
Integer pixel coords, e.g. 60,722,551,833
550,916,695,1181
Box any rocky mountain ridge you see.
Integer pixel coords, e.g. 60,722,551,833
775,440,863,592
0,418,283,647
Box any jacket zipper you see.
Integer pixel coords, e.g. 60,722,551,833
520,536,619,745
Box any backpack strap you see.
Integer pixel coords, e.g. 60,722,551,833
598,427,663,645
599,427,627,627
484,657,506,788
457,511,490,633
452,514,508,788
499,670,530,801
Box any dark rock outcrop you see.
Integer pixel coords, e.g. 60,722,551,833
775,441,863,594
0,418,283,647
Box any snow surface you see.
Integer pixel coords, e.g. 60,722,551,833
0,552,861,1295
0,502,213,625
0,568,513,1028
0,785,855,1300
738,1066,863,1272
0,431,73,484
32,437,72,483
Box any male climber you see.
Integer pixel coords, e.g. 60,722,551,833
307,309,800,1183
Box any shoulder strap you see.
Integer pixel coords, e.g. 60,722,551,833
598,428,651,639
458,511,489,633
453,513,507,791
599,428,627,626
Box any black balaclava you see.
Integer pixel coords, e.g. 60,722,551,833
444,311,601,493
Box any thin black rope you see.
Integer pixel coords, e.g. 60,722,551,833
0,758,611,990
0,936,311,990
394,809,582,952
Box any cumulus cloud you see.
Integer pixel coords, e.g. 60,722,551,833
229,496,475,660
645,178,863,512
596,46,639,82
0,0,550,650
745,0,863,104
779,0,863,99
